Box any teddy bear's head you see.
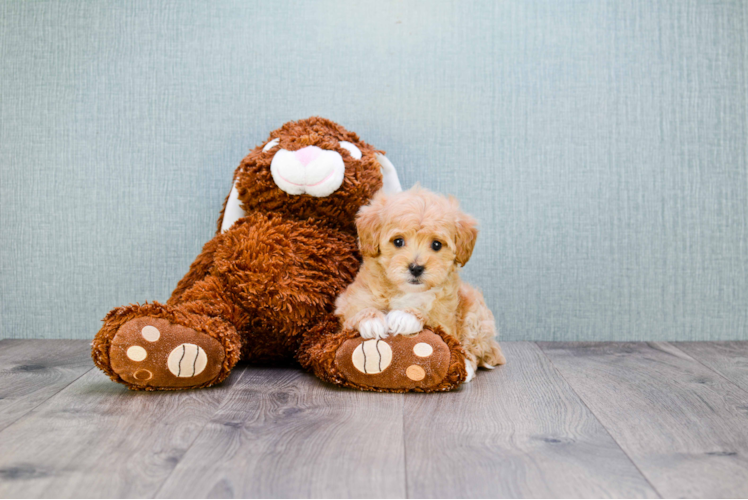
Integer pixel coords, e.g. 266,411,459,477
226,117,399,232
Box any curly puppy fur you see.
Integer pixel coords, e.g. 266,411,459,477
335,186,506,377
92,117,387,389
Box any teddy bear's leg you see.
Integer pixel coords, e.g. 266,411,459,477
167,236,221,306
92,275,243,391
297,316,468,393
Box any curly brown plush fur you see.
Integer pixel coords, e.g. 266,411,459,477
92,117,467,392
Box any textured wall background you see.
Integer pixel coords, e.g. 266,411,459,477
1,0,747,341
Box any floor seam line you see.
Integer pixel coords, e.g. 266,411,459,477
402,393,409,499
664,342,748,397
534,342,664,499
0,365,95,435
151,366,250,499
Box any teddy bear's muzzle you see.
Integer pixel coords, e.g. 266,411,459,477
270,146,345,197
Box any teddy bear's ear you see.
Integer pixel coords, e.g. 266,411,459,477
375,154,403,195
220,180,246,233
451,197,479,267
356,191,388,258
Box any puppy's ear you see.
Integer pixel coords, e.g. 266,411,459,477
356,192,388,257
452,198,479,266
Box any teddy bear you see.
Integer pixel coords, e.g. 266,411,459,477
91,117,468,392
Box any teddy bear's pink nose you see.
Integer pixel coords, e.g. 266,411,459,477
294,146,322,166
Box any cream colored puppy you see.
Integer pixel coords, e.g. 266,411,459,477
335,186,506,381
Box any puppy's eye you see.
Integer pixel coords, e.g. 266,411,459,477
393,238,405,248
339,141,362,160
431,240,442,251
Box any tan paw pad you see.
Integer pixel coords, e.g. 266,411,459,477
133,369,153,381
126,345,147,361
406,365,426,381
141,325,161,342
167,343,208,378
351,339,392,374
413,342,433,357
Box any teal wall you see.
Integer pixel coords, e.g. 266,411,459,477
1,1,747,341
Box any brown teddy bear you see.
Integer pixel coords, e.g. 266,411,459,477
92,117,468,392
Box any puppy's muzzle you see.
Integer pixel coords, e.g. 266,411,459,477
408,263,425,278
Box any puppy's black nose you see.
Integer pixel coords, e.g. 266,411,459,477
408,263,425,277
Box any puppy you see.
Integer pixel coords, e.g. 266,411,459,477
335,186,506,381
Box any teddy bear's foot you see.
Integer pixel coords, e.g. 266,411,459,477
109,317,226,390
333,329,466,392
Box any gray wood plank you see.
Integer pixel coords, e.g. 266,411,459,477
539,342,748,498
0,340,93,432
674,342,748,393
156,367,406,499
0,367,245,498
0,339,90,367
403,342,658,498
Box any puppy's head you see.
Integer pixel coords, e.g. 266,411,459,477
356,186,478,291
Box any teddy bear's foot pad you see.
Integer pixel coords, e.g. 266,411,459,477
110,317,225,389
334,329,451,391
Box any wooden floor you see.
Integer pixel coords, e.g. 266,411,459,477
0,340,746,498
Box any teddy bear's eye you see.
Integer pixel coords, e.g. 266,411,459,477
339,141,362,160
393,238,405,248
431,240,442,252
262,138,279,152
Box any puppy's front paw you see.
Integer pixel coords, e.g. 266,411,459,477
386,310,423,335
464,359,476,383
358,317,388,339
